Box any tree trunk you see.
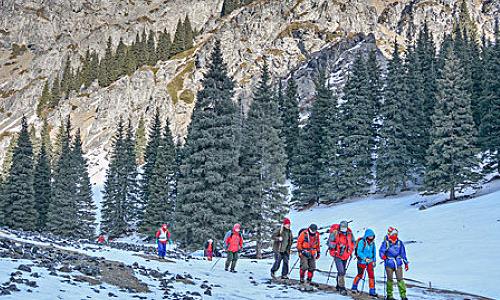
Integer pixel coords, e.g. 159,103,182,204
450,186,455,201
256,238,262,259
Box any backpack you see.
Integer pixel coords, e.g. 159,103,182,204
354,237,365,260
223,230,232,249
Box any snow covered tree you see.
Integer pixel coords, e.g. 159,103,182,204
33,135,51,231
424,48,479,200
140,119,176,235
1,116,37,230
71,129,96,239
240,60,288,258
177,40,242,248
293,69,340,206
377,43,411,195
336,55,373,199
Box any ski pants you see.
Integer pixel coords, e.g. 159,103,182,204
299,255,316,280
225,251,239,271
352,263,375,292
335,257,348,288
270,252,290,277
157,241,166,258
385,266,407,299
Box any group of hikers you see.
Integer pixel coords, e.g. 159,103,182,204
154,218,409,300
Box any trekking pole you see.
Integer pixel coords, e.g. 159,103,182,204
288,256,300,276
360,267,367,294
210,257,222,271
326,257,335,284
383,266,386,299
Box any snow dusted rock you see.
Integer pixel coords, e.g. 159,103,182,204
17,264,32,273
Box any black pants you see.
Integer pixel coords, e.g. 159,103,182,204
270,252,290,276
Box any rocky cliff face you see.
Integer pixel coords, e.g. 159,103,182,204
0,0,498,181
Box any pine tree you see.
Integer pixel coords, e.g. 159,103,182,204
98,37,113,87
424,48,478,200
1,134,18,180
114,37,127,80
50,75,61,108
61,56,74,97
336,55,373,199
141,108,162,215
124,120,140,225
377,44,411,195
157,29,172,61
46,117,79,237
80,49,92,88
280,75,300,180
33,133,51,231
102,118,129,237
292,69,339,205
366,49,382,140
240,60,288,258
478,20,500,172
71,129,96,239
183,15,194,50
1,116,37,230
146,29,157,65
29,124,40,159
137,28,148,67
177,40,242,248
37,80,52,116
40,118,52,162
172,19,186,54
135,115,147,165
140,119,176,235
89,51,100,86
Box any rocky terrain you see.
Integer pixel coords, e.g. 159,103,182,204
0,0,499,180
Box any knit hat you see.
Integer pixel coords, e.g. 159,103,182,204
283,218,291,225
233,223,241,232
309,224,318,232
339,221,348,233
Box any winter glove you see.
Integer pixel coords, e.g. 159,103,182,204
168,239,173,245
301,250,311,258
155,239,159,244
365,258,372,263
381,255,387,260
316,253,320,260
277,236,283,241
405,263,409,272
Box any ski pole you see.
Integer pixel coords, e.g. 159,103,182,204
210,257,222,271
288,256,300,276
326,257,335,284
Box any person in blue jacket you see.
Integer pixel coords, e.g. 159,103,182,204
351,229,377,296
379,227,408,300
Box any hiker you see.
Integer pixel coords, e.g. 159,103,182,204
97,234,107,244
155,224,171,259
379,227,409,300
351,229,377,296
270,217,293,279
224,223,243,273
204,239,216,261
296,224,321,284
327,220,355,295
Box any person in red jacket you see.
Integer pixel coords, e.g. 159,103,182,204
296,224,321,284
224,223,243,272
327,221,355,295
155,224,171,258
204,239,215,261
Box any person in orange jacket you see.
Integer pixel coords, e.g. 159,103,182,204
327,220,355,295
296,224,321,284
204,239,215,261
224,223,243,272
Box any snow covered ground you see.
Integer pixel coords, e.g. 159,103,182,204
1,181,499,299
291,181,500,299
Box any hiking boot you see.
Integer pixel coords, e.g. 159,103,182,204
340,288,347,296
300,278,305,284
351,289,358,294
401,298,408,300
271,271,276,279
385,297,395,300
335,285,341,292
230,269,237,273
225,267,229,271
280,275,289,280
